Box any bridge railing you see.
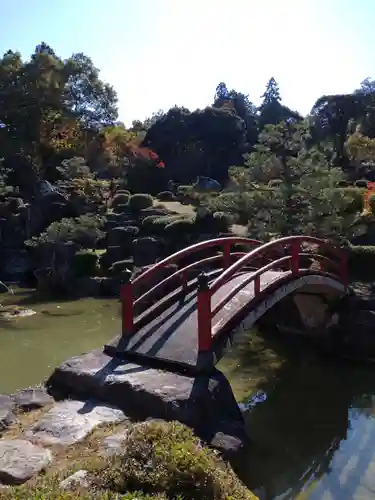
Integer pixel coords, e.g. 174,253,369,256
120,237,262,335
196,235,348,352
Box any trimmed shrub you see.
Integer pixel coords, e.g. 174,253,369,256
142,215,184,236
72,250,98,277
164,218,195,239
128,193,154,211
157,191,175,201
355,179,368,188
111,193,130,208
268,179,283,188
113,203,130,214
123,225,140,237
213,211,231,233
337,180,350,187
116,189,131,196
347,245,375,279
109,258,134,275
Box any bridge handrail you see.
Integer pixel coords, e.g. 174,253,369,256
133,251,248,314
210,235,347,295
120,237,263,335
132,237,262,290
210,252,342,319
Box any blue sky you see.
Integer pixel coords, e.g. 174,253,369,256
1,0,374,126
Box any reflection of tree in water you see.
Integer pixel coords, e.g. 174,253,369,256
232,332,375,499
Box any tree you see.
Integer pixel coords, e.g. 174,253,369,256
63,53,118,128
213,82,258,151
258,77,302,131
244,122,358,242
310,93,364,166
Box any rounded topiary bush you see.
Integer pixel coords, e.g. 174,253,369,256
116,189,131,196
72,250,98,277
111,193,130,208
109,258,134,275
164,218,195,239
213,211,230,233
113,203,130,214
97,420,253,499
157,191,175,201
123,225,140,237
337,180,350,187
355,179,368,188
128,193,154,212
268,179,283,188
142,215,183,236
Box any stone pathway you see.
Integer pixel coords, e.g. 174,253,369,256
0,387,128,487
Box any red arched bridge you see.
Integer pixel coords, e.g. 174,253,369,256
104,236,348,373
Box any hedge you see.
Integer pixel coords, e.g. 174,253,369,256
128,194,154,211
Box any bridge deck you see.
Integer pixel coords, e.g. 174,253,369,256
112,270,285,370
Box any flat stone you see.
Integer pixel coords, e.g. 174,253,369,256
0,439,52,485
25,399,126,446
100,430,130,457
0,395,15,432
46,350,248,458
11,387,54,412
59,469,89,490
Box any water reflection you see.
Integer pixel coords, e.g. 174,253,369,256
221,330,375,500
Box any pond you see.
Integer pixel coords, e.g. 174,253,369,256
1,289,375,499
0,289,121,394
218,329,375,500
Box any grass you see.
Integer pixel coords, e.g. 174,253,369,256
0,419,257,500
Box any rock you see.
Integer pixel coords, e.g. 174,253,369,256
11,387,54,412
0,439,52,485
46,350,248,458
59,469,90,490
133,237,160,266
0,396,15,432
25,399,126,446
100,430,130,457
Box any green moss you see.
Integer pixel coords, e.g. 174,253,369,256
96,420,254,500
0,421,257,500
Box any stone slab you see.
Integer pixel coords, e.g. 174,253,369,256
0,439,52,485
25,399,126,446
47,351,247,457
0,396,15,433
11,387,54,412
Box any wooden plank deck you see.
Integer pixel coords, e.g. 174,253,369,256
112,270,283,370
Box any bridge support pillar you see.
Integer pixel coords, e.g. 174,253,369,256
197,272,212,352
120,269,134,337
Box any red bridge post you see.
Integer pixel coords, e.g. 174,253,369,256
197,272,212,351
291,240,300,276
120,269,134,336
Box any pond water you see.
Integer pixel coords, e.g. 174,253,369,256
218,330,375,500
1,289,375,499
0,289,121,393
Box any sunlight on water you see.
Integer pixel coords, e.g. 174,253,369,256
218,328,375,500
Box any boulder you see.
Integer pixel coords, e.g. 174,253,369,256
59,469,90,490
11,387,54,413
0,439,52,485
25,399,127,446
0,396,15,432
133,237,160,266
46,350,248,459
